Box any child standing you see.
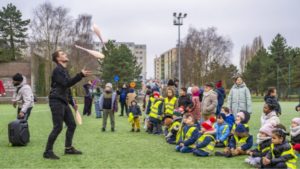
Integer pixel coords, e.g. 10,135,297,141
214,113,230,148
245,124,273,167
128,100,142,132
262,128,297,169
175,114,199,153
93,87,102,118
215,123,253,157
193,117,216,157
147,92,164,134
222,107,235,130
291,118,300,154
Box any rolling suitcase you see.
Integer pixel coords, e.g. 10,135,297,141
8,119,30,146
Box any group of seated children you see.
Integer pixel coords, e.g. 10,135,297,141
128,87,299,169
163,107,299,169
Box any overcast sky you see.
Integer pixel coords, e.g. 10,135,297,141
1,0,300,78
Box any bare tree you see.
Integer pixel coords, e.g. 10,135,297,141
30,2,73,95
182,27,233,86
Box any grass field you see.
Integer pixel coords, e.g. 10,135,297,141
0,102,299,169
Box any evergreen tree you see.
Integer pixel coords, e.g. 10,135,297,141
100,40,142,88
0,3,30,61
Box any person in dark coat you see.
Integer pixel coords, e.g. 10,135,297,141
118,84,129,116
83,80,93,116
44,50,91,160
215,81,226,116
177,87,192,109
264,87,281,116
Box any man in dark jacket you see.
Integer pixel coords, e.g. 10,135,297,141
118,84,128,116
215,81,226,116
43,50,91,160
83,80,93,116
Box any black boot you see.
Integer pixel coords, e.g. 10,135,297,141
215,151,225,156
43,151,60,160
102,128,106,132
136,129,140,132
131,128,134,132
65,147,82,155
111,128,115,132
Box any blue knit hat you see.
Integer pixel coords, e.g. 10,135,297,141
235,124,247,133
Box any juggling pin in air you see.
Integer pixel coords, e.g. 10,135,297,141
92,24,107,50
75,44,105,59
75,110,82,125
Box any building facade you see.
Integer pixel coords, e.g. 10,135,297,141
154,48,177,83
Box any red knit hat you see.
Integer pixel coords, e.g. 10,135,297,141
215,81,222,88
201,117,216,131
153,91,160,98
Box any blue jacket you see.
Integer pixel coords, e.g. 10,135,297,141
129,105,142,117
119,88,128,103
229,134,253,151
216,87,226,106
225,114,235,129
214,122,230,142
182,125,199,147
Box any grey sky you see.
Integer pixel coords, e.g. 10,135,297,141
1,0,300,78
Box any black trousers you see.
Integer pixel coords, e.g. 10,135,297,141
120,101,128,116
17,107,32,121
83,96,93,116
45,101,76,151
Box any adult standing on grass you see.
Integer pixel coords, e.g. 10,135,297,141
43,50,92,160
227,76,252,116
83,80,93,116
11,73,34,121
118,84,129,116
99,83,118,132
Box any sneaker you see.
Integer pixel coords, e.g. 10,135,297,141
215,151,225,156
111,128,115,132
102,128,106,132
136,129,140,132
65,147,82,155
43,151,60,160
119,114,124,117
131,129,134,132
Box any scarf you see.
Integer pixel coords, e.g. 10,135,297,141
290,125,300,137
203,90,213,97
256,133,271,144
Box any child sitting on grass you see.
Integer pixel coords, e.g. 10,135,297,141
214,113,230,148
245,124,273,167
222,107,234,130
262,128,298,169
192,117,216,157
128,100,142,132
175,113,199,153
231,110,250,134
215,123,253,157
291,118,300,155
165,116,182,144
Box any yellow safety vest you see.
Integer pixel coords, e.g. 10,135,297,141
234,135,249,148
271,143,297,169
176,124,183,144
149,100,163,120
231,123,249,133
182,126,197,148
196,134,215,155
257,144,271,154
149,97,155,106
222,124,229,146
168,121,181,132
164,97,177,115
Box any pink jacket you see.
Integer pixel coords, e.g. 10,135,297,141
191,87,201,121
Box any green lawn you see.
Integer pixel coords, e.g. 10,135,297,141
0,102,299,168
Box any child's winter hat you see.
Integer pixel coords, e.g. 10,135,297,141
191,86,200,95
215,80,222,88
292,118,300,126
237,110,250,124
235,123,247,133
153,91,160,98
259,124,274,137
201,117,216,131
